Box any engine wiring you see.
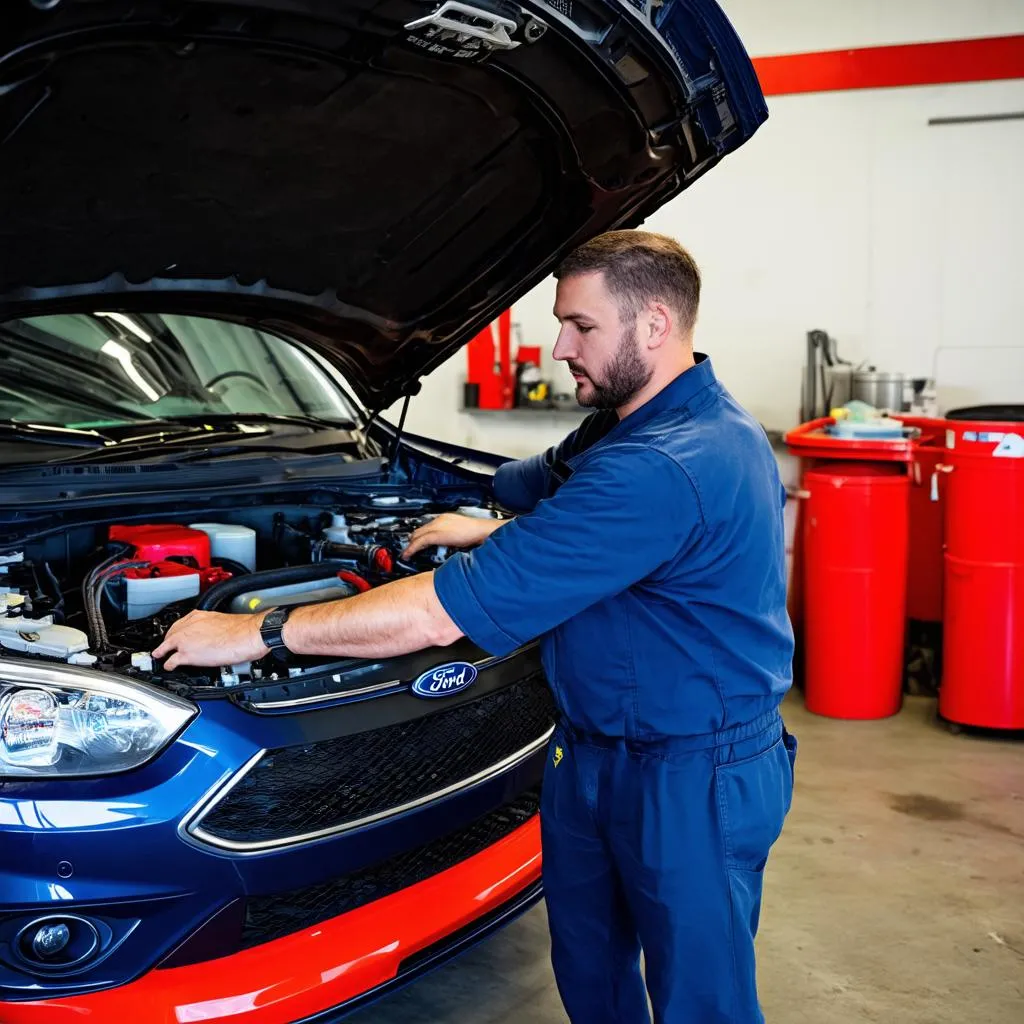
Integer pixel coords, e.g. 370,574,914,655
79,544,131,648
87,559,151,651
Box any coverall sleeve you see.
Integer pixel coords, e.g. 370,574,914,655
434,444,703,656
491,451,553,514
492,410,617,513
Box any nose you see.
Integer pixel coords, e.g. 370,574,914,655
552,325,576,362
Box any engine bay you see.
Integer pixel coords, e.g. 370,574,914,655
0,497,500,699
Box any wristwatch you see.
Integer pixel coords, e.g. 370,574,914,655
259,606,292,658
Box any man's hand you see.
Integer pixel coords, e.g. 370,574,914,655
402,513,506,559
152,609,269,670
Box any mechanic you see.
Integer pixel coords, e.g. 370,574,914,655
155,229,797,1024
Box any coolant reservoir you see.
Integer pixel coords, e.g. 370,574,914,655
125,572,201,620
189,523,257,570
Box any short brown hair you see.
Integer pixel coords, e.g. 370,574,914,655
554,230,701,333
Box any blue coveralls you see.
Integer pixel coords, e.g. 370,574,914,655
434,355,796,1023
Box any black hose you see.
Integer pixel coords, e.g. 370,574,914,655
27,562,46,601
42,562,65,621
196,560,352,612
319,542,390,572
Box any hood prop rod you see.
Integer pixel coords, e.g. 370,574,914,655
387,390,415,479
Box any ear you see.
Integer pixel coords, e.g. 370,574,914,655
643,301,673,351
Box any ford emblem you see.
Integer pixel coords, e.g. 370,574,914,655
411,662,478,699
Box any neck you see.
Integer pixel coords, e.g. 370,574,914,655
616,345,696,420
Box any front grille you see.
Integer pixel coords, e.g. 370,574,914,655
241,786,541,948
197,673,554,847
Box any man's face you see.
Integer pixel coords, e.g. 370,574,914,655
552,271,653,410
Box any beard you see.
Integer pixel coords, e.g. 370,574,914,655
570,325,654,410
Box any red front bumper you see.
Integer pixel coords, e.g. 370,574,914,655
3,818,542,1024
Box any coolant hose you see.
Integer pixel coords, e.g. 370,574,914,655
321,542,393,574
196,561,353,612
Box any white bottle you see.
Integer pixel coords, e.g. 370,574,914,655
189,523,257,571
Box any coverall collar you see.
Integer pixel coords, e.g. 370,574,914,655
609,351,718,438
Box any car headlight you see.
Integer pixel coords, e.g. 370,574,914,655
0,660,196,778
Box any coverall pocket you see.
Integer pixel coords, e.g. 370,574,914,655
715,735,795,872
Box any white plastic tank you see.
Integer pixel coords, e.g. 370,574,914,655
189,523,257,571
126,573,201,620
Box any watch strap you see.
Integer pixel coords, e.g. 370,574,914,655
259,607,291,656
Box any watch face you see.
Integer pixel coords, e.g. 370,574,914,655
260,608,289,648
264,608,288,628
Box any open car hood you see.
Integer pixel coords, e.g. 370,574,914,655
0,0,766,411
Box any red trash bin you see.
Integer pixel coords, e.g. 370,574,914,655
939,418,1024,729
802,463,910,718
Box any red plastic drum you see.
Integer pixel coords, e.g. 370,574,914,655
939,417,1024,729
802,463,910,719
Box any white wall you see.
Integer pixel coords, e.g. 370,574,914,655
647,77,1024,429
721,0,1024,53
387,1,1024,457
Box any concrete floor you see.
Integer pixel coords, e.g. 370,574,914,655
349,694,1024,1023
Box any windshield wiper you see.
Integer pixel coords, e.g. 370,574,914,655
166,412,356,430
0,413,359,470
150,445,352,464
40,426,257,465
0,421,108,449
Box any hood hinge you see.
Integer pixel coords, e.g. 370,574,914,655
404,1,548,54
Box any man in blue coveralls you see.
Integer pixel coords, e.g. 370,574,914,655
157,230,797,1023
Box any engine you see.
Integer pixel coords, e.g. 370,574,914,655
0,505,493,690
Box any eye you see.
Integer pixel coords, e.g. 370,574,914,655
577,324,594,335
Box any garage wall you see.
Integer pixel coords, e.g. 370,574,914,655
386,1,1024,458
723,0,1024,52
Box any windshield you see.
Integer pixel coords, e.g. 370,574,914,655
0,313,359,427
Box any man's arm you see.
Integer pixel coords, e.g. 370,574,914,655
281,571,461,656
153,571,462,670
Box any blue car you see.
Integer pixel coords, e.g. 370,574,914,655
0,1,766,1021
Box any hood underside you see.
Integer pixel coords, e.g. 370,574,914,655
0,0,766,409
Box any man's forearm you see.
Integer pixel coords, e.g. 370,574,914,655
280,570,463,658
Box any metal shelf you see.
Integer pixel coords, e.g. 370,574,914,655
462,408,786,446
460,406,587,418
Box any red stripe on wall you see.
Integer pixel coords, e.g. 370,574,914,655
752,34,1024,97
